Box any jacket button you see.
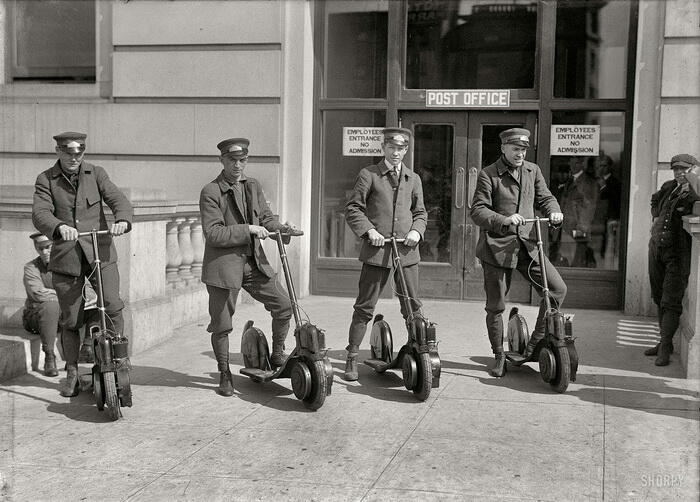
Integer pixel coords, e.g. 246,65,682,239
394,218,398,221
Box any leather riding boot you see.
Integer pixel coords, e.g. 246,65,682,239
490,352,507,377
44,352,58,377
270,339,287,368
217,368,234,397
644,342,674,356
60,364,80,397
655,310,680,366
522,331,545,361
655,344,673,366
343,351,358,381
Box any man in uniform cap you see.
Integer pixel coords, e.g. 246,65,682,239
471,127,567,377
32,131,133,397
645,153,700,365
199,137,301,396
343,127,427,381
22,232,60,376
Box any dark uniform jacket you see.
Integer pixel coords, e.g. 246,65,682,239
200,172,284,289
345,161,427,268
32,161,133,277
650,180,700,248
471,157,561,269
23,257,56,310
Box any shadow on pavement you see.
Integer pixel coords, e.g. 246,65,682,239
442,355,699,420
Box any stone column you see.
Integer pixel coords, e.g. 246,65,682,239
190,217,204,280
681,209,700,378
177,217,194,282
166,219,182,287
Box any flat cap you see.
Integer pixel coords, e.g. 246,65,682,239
670,153,698,170
382,128,412,147
499,128,530,147
217,138,249,159
29,232,51,244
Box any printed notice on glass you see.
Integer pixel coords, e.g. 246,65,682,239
343,127,383,156
550,125,600,156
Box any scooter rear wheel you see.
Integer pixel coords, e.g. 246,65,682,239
549,345,571,394
302,360,327,411
103,371,122,421
412,352,433,402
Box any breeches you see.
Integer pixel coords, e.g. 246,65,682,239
206,258,292,338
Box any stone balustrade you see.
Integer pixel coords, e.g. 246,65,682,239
0,185,208,354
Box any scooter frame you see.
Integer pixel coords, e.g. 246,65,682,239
240,230,333,411
77,229,132,420
363,237,441,401
504,217,579,393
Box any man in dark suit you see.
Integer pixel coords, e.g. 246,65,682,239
32,132,133,397
343,127,427,381
199,138,299,396
595,155,622,259
471,128,567,377
645,153,700,366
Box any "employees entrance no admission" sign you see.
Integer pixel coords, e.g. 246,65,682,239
550,125,600,156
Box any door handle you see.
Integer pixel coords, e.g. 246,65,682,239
455,167,465,209
467,166,478,208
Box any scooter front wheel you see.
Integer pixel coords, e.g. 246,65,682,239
92,365,104,411
412,352,433,402
103,371,122,421
549,345,571,394
302,360,327,411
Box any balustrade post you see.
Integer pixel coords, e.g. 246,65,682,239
166,218,183,286
178,217,194,282
190,217,204,281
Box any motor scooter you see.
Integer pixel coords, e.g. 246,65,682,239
363,237,441,401
240,229,333,410
504,217,579,393
77,229,132,420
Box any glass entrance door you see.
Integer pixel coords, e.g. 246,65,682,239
401,111,537,301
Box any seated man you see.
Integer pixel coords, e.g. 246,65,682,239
22,232,60,376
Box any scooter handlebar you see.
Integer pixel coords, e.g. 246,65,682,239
382,237,406,244
77,229,111,237
519,217,552,224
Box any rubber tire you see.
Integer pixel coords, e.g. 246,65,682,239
549,345,571,394
92,365,104,411
103,371,122,421
412,352,433,402
302,360,327,411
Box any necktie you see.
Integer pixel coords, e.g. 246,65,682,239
389,168,399,187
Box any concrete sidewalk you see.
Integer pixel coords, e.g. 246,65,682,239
1,296,698,501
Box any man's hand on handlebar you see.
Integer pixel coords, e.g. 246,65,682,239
58,224,79,241
366,228,385,247
549,212,564,225
249,225,270,239
404,229,421,247
505,213,526,226
110,221,128,236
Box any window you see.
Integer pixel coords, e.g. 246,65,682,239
406,0,537,90
548,111,626,271
320,110,386,258
11,0,95,82
554,0,632,99
324,1,388,98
